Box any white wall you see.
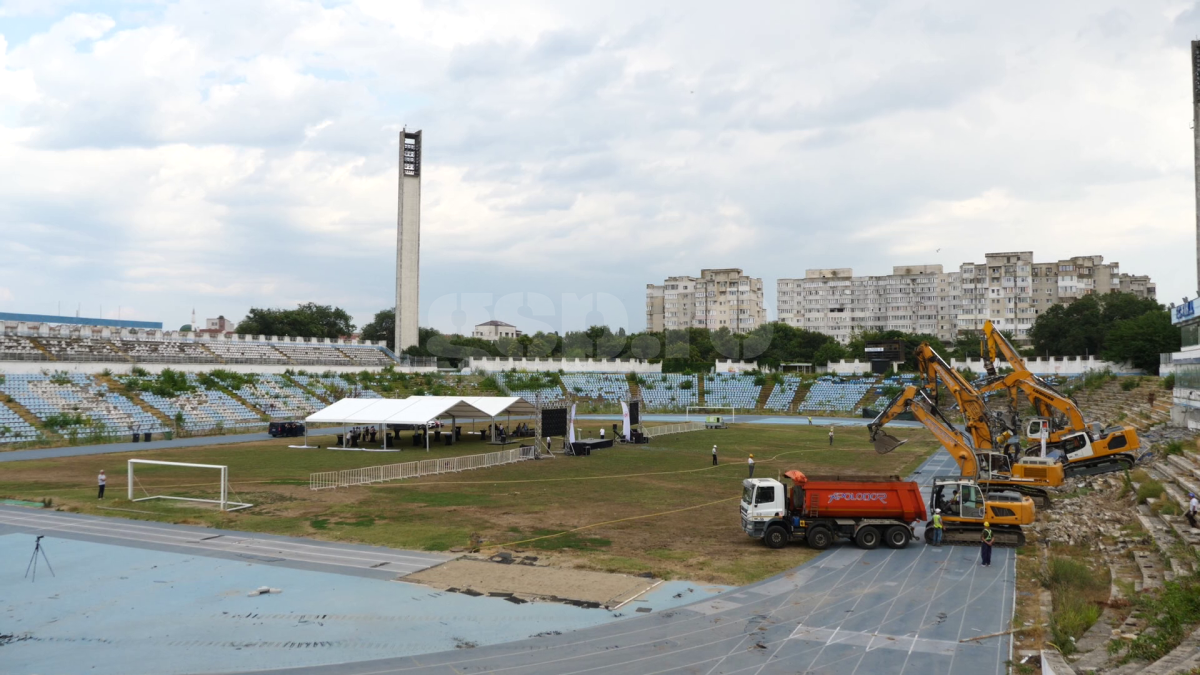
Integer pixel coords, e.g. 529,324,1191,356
822,356,1139,376
468,357,662,374
0,361,437,376
713,360,758,373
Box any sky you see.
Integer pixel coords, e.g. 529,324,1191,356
0,0,1197,336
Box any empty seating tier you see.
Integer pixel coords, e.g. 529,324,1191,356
0,404,40,444
237,374,325,419
0,373,167,436
639,374,698,410
704,374,761,409
272,344,352,365
763,376,802,411
795,376,878,414
119,341,217,363
36,338,124,362
339,346,396,366
130,373,262,433
203,342,289,364
0,336,47,360
560,373,630,401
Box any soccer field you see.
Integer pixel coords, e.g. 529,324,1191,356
0,422,940,585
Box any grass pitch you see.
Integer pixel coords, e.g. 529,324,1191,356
0,422,939,585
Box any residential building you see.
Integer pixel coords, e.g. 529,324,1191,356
778,265,961,344
782,251,1155,345
646,269,765,333
645,284,665,332
472,320,521,341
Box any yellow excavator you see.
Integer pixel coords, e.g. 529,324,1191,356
867,385,1037,545
977,320,1142,478
910,342,1064,507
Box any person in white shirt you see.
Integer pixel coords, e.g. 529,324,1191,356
1187,492,1198,529
97,470,106,500
599,427,605,440
747,454,755,478
712,445,718,466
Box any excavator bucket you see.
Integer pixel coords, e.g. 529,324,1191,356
872,432,907,455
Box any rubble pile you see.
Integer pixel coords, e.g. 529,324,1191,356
1031,474,1145,551
1141,426,1198,446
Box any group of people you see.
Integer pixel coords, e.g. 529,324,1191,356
346,426,378,446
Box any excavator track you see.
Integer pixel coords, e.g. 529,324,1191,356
1063,453,1136,479
982,483,1050,510
924,524,1025,548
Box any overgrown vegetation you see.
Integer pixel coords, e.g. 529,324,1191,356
1120,376,1141,391
1163,373,1176,390
198,369,258,391
1114,575,1200,664
123,368,196,398
1041,556,1107,655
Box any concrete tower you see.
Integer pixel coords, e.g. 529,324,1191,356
395,129,421,352
1194,42,1200,292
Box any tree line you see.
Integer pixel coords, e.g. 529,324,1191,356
233,291,1179,374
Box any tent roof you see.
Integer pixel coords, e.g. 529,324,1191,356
304,395,538,425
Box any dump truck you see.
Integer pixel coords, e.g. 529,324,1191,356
740,470,926,550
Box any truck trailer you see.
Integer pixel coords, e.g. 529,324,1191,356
740,471,927,550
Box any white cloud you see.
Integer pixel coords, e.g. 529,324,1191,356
0,0,1193,333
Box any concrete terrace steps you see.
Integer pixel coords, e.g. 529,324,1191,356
1073,380,1173,431
789,380,812,413
1137,624,1200,675
755,382,774,410
625,374,641,401
24,337,55,360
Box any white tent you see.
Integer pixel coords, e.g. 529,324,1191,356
304,395,539,450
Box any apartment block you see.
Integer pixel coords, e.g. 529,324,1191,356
778,265,961,344
784,251,1156,345
647,269,765,333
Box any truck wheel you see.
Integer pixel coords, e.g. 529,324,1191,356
806,527,832,550
854,526,880,550
764,526,789,549
884,526,909,549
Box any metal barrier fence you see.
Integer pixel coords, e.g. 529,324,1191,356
309,446,537,490
643,421,707,438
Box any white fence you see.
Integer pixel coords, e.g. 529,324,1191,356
309,446,536,490
643,421,707,438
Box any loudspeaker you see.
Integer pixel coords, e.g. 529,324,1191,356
629,401,640,426
542,407,568,437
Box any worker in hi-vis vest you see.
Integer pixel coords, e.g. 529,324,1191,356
980,522,994,567
931,509,943,547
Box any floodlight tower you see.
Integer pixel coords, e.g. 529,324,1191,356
395,129,422,352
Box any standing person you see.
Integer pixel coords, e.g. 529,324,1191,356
599,427,605,440
930,509,943,547
712,445,718,466
828,426,834,446
747,454,755,478
1187,493,1199,529
980,521,993,567
97,469,106,499
808,416,813,426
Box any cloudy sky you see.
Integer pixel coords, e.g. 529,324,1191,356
0,0,1196,336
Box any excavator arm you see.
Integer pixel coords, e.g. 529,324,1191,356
980,372,1085,440
867,385,979,479
981,320,1028,376
914,343,994,450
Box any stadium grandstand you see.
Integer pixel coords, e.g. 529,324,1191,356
132,373,264,433
498,372,564,404
763,375,802,412
560,373,630,401
0,373,168,437
703,373,761,409
639,373,698,410
794,376,877,415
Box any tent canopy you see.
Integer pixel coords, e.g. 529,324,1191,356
305,395,537,426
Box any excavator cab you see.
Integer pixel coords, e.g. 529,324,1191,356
928,477,1032,547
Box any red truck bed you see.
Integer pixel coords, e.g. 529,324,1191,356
787,474,927,523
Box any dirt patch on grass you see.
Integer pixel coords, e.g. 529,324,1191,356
407,558,656,608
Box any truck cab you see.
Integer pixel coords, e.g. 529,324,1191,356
740,478,785,540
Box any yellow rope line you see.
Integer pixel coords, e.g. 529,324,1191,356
492,496,741,548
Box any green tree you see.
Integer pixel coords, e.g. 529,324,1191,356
236,303,355,339
812,341,848,366
359,308,395,350
1101,309,1179,374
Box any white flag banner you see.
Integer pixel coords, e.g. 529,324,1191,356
621,401,631,442
567,403,577,444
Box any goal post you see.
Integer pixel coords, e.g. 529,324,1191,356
127,459,252,512
685,406,736,423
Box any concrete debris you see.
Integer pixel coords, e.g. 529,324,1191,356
1029,474,1145,552
246,586,282,597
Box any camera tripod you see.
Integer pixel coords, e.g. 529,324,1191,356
25,535,54,582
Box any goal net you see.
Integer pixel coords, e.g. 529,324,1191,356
686,406,736,423
127,459,252,511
